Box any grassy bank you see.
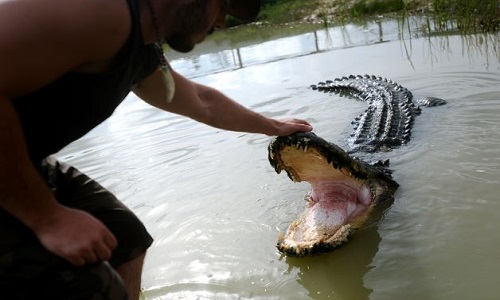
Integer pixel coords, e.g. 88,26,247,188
253,0,499,32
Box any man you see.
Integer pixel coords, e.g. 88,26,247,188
0,0,312,299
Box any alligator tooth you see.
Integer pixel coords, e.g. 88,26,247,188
340,167,352,177
304,194,315,203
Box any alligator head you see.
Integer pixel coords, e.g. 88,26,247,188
268,131,399,257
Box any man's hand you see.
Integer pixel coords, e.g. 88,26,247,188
34,205,117,266
272,118,313,136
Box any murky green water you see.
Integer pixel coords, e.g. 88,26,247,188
57,17,500,300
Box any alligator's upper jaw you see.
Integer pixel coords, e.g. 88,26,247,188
268,132,398,256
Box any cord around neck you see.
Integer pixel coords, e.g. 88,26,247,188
144,0,168,68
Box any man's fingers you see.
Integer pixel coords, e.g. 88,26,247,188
292,118,311,126
280,118,313,134
66,249,95,266
67,255,86,267
64,238,113,266
94,244,113,262
104,232,117,250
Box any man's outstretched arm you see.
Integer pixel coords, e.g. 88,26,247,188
133,67,313,136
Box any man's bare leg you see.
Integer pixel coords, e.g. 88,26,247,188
115,253,146,300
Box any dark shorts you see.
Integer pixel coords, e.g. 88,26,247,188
0,156,154,299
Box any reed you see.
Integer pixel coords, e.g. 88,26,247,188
257,0,499,32
431,0,499,32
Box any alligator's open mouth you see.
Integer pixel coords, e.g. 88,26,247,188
268,132,399,256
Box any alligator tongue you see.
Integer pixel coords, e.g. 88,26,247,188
306,200,348,232
307,181,371,223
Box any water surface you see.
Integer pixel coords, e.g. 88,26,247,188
57,17,500,300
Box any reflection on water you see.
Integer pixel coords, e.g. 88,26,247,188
169,19,403,78
284,225,381,299
57,16,499,300
169,16,498,78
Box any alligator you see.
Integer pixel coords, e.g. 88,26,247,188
268,75,445,257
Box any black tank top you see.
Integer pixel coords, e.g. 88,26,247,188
13,0,159,166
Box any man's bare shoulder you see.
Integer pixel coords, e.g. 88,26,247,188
0,0,132,97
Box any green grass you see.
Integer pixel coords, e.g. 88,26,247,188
258,0,322,24
349,0,406,17
256,0,499,32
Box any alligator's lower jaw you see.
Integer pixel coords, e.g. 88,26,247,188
277,223,355,257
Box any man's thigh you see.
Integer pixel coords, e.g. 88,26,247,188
0,156,153,298
43,156,154,267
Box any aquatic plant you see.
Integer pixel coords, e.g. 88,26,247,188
257,0,499,33
431,0,499,33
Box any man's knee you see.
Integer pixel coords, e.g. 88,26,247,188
52,262,130,300
43,158,154,268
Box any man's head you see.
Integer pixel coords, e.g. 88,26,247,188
166,0,260,53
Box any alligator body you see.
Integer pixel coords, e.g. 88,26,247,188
312,75,446,153
268,75,445,257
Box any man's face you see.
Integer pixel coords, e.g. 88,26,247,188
167,0,226,53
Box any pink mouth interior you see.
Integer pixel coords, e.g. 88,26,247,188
305,181,372,228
